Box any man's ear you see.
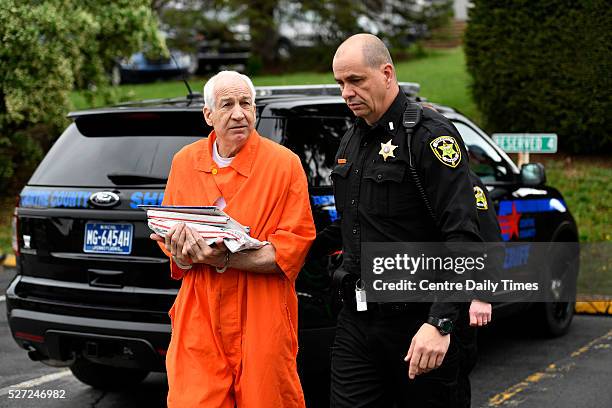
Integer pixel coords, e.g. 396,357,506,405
203,106,213,126
381,63,395,88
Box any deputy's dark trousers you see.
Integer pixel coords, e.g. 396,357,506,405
330,305,461,408
455,319,478,408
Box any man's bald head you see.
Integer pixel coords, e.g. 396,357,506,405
332,33,399,125
334,33,394,70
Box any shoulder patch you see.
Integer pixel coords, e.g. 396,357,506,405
474,186,488,210
430,135,461,168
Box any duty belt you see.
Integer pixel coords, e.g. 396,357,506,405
337,275,414,316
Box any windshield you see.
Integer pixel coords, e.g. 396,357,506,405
453,121,513,183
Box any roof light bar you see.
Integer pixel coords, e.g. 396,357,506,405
254,82,420,98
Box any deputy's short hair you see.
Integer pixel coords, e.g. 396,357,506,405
362,35,393,69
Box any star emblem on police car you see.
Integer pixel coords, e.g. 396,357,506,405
379,139,398,162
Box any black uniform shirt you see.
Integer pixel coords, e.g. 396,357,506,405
320,90,481,268
315,89,483,321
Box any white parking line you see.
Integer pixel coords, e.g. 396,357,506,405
0,295,5,302
0,370,72,397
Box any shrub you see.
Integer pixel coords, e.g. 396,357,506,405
464,0,611,154
0,0,164,195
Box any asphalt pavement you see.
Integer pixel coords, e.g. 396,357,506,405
1,266,611,408
472,312,612,407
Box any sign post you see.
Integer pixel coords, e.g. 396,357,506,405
492,133,558,166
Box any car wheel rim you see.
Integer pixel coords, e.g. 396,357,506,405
552,301,571,322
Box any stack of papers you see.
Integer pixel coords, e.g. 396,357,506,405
139,205,268,253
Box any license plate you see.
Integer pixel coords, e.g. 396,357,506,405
83,223,133,255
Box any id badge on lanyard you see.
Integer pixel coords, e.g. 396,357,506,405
355,279,368,312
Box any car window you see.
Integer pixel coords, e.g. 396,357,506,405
29,123,203,187
260,104,353,187
284,116,351,187
453,121,512,182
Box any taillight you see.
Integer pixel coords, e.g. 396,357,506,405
11,197,19,256
14,331,44,343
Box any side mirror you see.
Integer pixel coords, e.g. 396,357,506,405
520,163,546,186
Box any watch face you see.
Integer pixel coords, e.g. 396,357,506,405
440,319,453,334
428,316,453,334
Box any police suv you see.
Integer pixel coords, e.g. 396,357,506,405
6,84,579,403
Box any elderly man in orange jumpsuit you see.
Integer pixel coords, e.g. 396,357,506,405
150,70,316,408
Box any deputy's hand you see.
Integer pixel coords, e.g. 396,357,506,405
181,226,228,268
469,299,492,327
404,323,450,379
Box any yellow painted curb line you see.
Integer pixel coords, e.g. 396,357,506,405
2,254,15,268
488,330,612,406
575,300,612,315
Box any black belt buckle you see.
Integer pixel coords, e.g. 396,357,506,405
338,284,412,315
371,302,412,316
334,273,412,315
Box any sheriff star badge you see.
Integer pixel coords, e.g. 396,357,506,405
379,139,398,161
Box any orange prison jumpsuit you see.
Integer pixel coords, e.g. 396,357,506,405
159,130,316,408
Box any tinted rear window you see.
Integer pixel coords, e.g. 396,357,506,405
261,103,353,187
29,112,210,187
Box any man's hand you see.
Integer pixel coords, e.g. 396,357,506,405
150,223,191,265
180,225,228,268
162,223,188,259
149,224,227,267
404,323,450,379
469,299,492,327
150,233,164,243
151,223,186,257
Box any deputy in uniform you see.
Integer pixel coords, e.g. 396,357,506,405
312,34,484,407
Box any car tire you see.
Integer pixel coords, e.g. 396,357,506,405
70,358,149,390
533,242,579,337
534,301,575,337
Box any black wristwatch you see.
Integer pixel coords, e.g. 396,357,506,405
427,316,453,335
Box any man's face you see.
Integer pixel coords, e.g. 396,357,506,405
203,77,255,147
333,47,390,125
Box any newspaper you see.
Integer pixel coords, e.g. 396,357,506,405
139,205,268,253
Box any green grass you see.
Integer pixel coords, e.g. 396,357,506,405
541,156,612,295
71,48,480,122
540,156,611,243
395,48,480,122
0,199,14,255
577,242,612,296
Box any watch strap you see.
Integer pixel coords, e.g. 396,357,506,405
427,316,453,335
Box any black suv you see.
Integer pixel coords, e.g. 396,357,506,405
6,84,578,404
